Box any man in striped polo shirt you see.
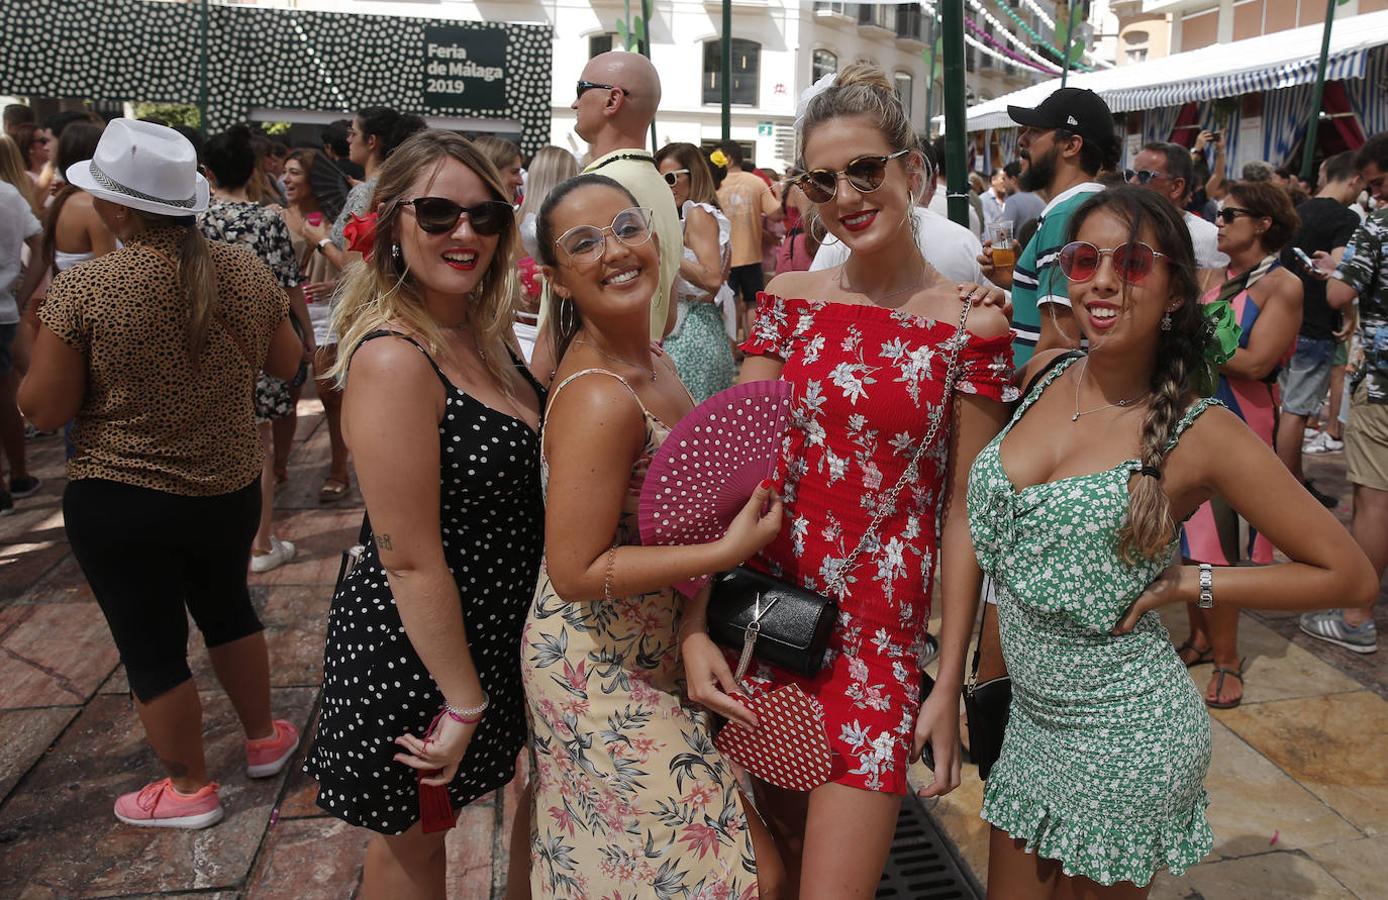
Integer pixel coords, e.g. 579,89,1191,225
998,88,1120,365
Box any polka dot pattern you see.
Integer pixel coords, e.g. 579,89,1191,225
304,332,545,835
714,685,832,792
1,1,553,154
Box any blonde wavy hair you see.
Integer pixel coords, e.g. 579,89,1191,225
327,131,518,388
0,136,37,213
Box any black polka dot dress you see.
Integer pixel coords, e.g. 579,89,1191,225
305,332,544,835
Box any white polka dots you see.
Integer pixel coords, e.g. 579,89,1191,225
304,334,544,834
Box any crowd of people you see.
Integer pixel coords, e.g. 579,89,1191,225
3,44,1387,900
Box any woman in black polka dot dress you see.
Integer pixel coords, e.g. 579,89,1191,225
303,132,543,895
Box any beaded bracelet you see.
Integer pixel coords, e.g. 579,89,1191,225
602,545,617,601
443,692,489,724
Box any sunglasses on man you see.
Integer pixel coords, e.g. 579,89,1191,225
576,80,631,100
790,149,911,203
398,197,513,236
1124,169,1168,185
1058,240,1169,286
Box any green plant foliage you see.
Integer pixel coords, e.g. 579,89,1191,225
132,101,201,128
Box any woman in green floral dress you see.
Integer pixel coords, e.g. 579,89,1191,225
966,187,1374,897
523,174,786,898
655,143,737,403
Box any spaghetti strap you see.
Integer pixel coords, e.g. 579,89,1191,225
546,367,649,418
1164,397,1224,452
353,330,454,392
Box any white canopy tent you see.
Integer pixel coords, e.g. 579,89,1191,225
939,9,1388,134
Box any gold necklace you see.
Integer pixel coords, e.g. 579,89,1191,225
1071,358,1148,422
573,338,657,382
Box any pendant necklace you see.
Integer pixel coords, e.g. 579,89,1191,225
1072,357,1148,422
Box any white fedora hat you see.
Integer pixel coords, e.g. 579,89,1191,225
66,118,210,217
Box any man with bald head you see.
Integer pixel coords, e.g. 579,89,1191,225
573,51,681,341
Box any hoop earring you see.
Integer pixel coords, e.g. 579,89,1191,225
809,214,828,245
560,298,576,336
1160,312,1173,331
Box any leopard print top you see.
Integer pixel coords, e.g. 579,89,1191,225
39,225,289,496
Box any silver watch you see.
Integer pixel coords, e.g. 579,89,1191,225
1197,563,1214,609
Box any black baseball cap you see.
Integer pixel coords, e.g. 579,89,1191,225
1008,87,1118,157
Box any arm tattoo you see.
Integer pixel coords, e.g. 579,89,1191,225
377,533,393,551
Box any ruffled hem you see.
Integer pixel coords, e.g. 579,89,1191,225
980,771,1213,887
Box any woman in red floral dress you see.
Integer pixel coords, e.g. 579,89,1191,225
679,63,1017,898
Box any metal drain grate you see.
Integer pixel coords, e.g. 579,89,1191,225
876,794,983,899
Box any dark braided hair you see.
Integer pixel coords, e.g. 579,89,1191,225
1066,186,1210,563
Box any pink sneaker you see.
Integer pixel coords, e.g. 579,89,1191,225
246,719,300,778
114,778,224,829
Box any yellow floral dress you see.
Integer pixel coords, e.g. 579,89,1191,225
522,368,758,900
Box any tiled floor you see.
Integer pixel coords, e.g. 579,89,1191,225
2,400,1386,898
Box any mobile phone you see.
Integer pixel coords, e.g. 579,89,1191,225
1292,246,1317,271
1208,131,1221,140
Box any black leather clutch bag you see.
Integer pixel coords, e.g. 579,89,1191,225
963,673,1011,781
707,566,838,679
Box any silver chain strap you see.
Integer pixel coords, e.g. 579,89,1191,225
825,296,974,601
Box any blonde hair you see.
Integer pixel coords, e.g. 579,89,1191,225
471,135,522,200
0,136,38,213
327,130,518,388
798,62,922,167
127,211,221,361
516,145,578,226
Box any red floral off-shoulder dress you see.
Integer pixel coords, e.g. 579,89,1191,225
739,292,1016,794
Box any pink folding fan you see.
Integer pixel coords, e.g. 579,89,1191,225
638,380,793,598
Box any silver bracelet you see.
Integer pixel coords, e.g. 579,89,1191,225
443,692,490,724
1197,564,1214,609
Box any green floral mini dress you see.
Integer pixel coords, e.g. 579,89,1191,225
966,354,1217,887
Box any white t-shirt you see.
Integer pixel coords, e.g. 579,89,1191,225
1185,210,1229,270
0,181,41,325
928,185,982,237
810,206,987,287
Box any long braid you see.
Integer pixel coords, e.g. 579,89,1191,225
1118,349,1188,563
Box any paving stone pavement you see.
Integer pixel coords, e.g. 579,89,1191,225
2,398,1386,898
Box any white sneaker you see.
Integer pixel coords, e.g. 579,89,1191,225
250,537,296,573
1304,431,1345,454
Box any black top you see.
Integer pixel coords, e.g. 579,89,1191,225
1284,197,1361,340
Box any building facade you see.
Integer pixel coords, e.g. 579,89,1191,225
1144,0,1388,51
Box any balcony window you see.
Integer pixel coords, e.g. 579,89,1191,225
857,3,894,30
814,1,853,15
896,4,925,41
703,38,760,106
812,49,838,83
589,33,614,59
894,72,914,122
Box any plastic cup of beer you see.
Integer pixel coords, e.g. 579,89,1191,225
990,221,1015,273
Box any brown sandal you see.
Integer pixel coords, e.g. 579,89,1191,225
1176,639,1214,668
1206,660,1245,709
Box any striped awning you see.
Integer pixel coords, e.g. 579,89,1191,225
953,9,1388,132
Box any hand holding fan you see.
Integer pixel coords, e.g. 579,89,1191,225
638,380,793,598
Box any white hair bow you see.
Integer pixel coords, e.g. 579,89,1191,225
794,72,837,133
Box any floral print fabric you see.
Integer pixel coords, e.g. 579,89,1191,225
966,355,1218,886
524,369,757,899
738,293,1015,794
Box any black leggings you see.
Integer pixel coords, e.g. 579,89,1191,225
64,478,263,702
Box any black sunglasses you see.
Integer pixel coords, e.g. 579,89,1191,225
1216,206,1257,225
576,80,631,100
792,149,911,203
399,197,512,236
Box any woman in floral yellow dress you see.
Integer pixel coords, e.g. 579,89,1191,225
521,173,786,898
